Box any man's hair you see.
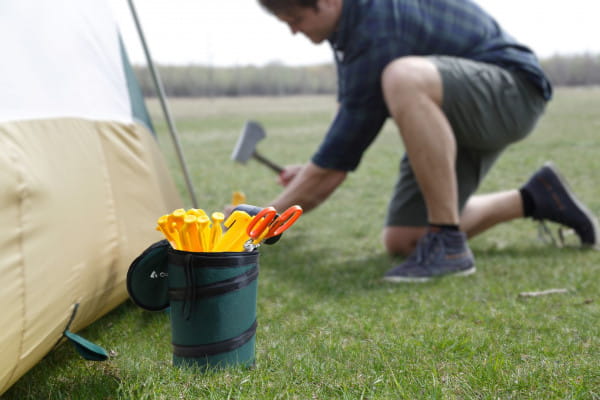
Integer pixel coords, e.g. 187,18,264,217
259,0,319,14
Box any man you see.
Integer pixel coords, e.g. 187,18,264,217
257,0,599,282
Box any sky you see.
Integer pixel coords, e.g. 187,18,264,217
109,0,600,67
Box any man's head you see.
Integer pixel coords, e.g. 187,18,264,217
259,0,342,44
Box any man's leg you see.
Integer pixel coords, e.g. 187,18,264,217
381,57,474,281
385,168,599,257
381,56,548,281
384,190,523,256
460,163,599,247
381,56,459,225
460,190,524,237
381,57,597,271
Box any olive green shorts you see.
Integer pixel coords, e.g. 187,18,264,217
385,56,547,227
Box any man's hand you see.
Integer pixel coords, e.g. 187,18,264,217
223,163,346,217
270,162,347,213
277,164,304,187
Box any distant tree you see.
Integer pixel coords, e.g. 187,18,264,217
133,54,599,98
541,54,600,87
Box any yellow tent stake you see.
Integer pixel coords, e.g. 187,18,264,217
212,211,251,252
169,209,186,231
227,233,252,252
157,215,180,249
196,215,211,251
168,209,187,250
209,212,225,250
187,208,208,219
182,214,201,251
231,191,246,206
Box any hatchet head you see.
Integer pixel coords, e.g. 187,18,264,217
231,120,266,164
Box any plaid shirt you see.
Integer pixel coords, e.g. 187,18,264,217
312,0,552,171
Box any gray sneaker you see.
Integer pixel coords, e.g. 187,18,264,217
522,162,599,248
383,229,475,283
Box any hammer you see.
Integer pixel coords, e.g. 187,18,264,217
231,121,284,174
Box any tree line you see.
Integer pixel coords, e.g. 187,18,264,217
133,62,336,97
133,54,600,98
542,54,600,87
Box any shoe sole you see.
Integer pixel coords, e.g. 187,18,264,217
382,266,476,283
544,162,600,249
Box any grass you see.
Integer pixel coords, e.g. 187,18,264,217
3,88,600,399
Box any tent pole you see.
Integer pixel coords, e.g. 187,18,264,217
126,0,199,208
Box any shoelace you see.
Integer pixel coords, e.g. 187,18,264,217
537,221,577,248
412,232,441,264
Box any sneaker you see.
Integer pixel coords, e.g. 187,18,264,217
522,162,599,248
383,229,475,283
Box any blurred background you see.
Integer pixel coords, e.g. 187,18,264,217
110,0,600,97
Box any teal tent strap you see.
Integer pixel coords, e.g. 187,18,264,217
119,36,155,134
63,303,108,361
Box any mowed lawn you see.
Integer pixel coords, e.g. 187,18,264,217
4,88,600,399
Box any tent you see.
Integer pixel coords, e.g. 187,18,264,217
0,0,183,393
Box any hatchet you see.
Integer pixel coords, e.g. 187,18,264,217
231,121,284,174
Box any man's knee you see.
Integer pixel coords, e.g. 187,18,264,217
382,225,427,256
381,56,443,108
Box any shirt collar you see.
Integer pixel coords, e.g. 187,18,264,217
328,0,360,51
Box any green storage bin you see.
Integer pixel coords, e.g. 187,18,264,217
167,249,259,370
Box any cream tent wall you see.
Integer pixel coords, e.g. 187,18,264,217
0,0,183,394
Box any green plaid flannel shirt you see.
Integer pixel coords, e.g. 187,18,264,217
312,0,552,171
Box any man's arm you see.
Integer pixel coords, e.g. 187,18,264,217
269,162,347,212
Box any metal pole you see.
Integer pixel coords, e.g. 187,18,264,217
126,0,199,208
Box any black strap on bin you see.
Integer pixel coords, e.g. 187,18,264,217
172,320,258,358
168,265,258,302
168,250,258,268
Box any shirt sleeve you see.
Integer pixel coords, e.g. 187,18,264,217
311,103,388,171
311,37,400,171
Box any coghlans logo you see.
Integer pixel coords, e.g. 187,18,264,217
150,270,168,279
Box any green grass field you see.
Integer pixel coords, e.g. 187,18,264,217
3,88,600,399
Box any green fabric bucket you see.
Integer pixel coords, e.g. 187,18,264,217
167,249,259,370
